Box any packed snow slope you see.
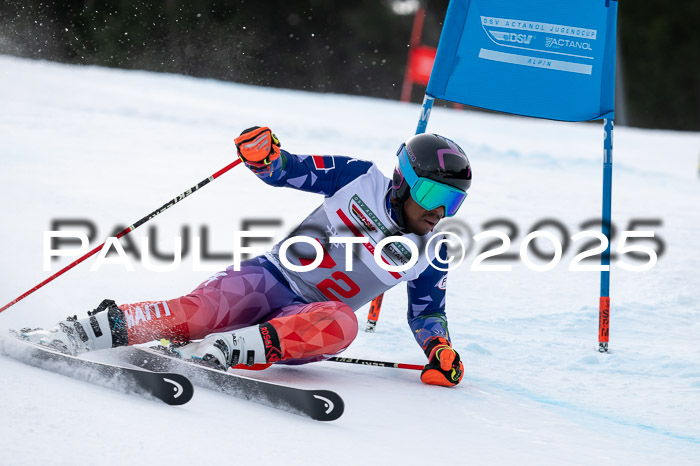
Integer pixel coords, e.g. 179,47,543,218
1,56,699,465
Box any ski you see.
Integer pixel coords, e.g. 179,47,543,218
0,337,193,406
121,346,344,421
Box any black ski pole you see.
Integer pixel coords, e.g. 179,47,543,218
327,356,423,370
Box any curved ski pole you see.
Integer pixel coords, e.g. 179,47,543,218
0,159,243,314
327,356,423,371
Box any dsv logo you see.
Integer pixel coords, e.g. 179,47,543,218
490,30,534,45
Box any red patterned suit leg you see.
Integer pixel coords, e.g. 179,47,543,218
266,301,358,363
118,294,228,344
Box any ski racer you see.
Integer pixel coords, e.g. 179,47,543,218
21,126,472,387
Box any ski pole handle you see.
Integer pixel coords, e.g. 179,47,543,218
0,159,242,314
327,356,423,371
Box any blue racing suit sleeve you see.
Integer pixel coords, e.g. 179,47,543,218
407,242,451,351
249,150,373,196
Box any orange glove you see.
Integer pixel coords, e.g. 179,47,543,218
420,337,464,387
234,126,281,171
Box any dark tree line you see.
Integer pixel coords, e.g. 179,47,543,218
618,0,700,130
0,0,697,130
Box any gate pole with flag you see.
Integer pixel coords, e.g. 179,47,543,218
369,0,619,351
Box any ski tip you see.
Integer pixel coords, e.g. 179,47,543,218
158,373,194,406
310,390,344,421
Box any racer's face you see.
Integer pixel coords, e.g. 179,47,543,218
402,197,444,235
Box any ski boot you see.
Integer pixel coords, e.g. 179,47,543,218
172,324,275,371
20,299,128,355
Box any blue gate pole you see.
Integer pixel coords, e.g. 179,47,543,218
415,94,435,134
599,118,614,353
365,93,436,332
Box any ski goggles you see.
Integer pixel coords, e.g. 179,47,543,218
398,146,467,217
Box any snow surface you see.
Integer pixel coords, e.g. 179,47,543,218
1,55,699,465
